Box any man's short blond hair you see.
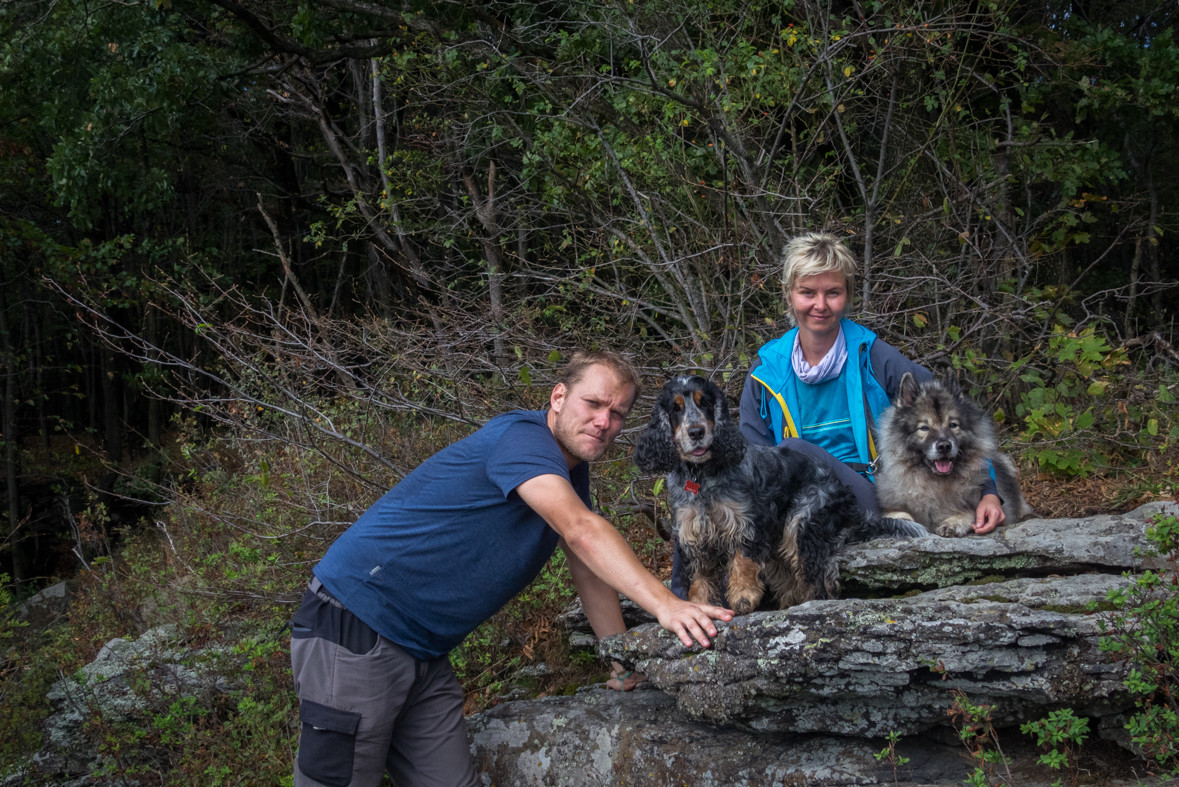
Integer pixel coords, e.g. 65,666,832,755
781,233,858,322
556,350,642,409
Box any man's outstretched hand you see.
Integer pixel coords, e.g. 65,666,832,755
655,598,733,648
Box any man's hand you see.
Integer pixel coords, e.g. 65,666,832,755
973,494,1005,534
523,474,732,649
654,597,733,648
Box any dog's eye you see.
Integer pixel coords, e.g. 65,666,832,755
917,425,929,433
949,421,960,430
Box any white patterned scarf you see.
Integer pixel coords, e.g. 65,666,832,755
791,326,848,384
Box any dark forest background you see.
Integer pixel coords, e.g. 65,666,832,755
0,0,1176,607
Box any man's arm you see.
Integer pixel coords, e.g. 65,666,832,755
517,474,733,648
560,539,626,639
561,539,645,688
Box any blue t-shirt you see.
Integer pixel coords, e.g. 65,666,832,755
792,374,859,465
313,410,589,661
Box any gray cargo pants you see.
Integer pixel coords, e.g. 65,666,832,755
290,579,478,787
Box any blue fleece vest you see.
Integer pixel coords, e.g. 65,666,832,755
750,319,892,470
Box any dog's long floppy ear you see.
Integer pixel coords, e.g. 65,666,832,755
939,368,962,397
708,382,747,467
633,402,680,474
897,372,921,408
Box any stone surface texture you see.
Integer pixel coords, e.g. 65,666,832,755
468,501,1179,785
840,501,1174,592
6,626,235,787
469,687,981,787
599,574,1133,737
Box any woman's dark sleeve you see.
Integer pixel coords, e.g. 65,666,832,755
739,363,776,447
869,340,934,399
980,469,999,502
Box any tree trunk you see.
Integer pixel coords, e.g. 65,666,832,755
1146,175,1161,330
1124,237,1143,339
372,57,427,291
462,162,508,376
147,306,162,451
366,243,394,322
102,350,122,464
0,280,23,586
29,301,50,454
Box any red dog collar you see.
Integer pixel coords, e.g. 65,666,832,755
684,480,700,495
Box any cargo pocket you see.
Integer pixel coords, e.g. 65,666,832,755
297,699,361,787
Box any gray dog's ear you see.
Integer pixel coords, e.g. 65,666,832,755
939,368,962,397
898,372,921,408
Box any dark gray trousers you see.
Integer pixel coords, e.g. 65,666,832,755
290,580,478,787
777,437,881,515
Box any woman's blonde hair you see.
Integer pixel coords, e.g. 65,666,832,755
781,233,857,322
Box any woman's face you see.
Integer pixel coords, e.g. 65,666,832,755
790,271,848,338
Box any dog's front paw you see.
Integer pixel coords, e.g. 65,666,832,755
689,578,718,607
726,553,764,615
935,512,976,537
727,584,765,616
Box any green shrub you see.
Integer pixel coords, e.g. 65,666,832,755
1099,511,1179,773
954,322,1178,478
1021,708,1090,787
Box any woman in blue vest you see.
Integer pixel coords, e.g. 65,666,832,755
669,233,1003,599
741,231,1003,523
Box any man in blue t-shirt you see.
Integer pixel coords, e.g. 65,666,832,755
289,351,733,787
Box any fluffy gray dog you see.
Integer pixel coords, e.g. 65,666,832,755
875,371,1033,537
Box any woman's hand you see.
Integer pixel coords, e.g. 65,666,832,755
973,494,1005,534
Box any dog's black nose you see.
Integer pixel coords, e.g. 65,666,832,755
935,439,952,455
687,425,706,441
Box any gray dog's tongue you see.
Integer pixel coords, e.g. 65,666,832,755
935,460,953,474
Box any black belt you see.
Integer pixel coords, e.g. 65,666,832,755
308,577,346,610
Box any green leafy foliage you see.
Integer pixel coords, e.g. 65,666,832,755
953,320,1177,478
1098,512,1179,773
947,690,1014,787
873,729,911,785
1021,708,1090,787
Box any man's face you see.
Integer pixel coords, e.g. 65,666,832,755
549,364,636,465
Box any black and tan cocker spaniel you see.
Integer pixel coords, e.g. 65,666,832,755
634,375,927,614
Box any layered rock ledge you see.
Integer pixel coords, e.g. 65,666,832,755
595,502,1177,738
469,687,985,787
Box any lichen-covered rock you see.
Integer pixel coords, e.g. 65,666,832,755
494,504,1179,785
599,574,1137,737
15,580,76,633
468,686,980,786
840,501,1175,592
560,589,658,650
9,626,236,786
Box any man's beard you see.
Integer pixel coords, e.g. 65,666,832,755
553,410,609,463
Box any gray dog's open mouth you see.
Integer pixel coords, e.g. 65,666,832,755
690,447,709,457
931,459,953,474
